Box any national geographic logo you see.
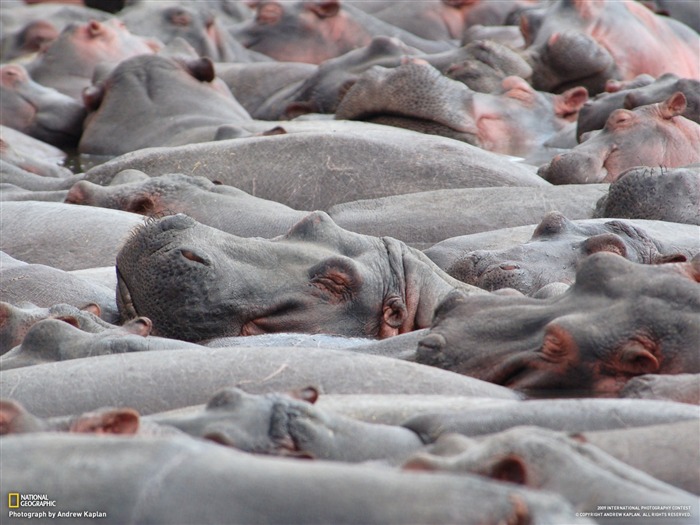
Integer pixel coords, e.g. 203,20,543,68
7,493,56,508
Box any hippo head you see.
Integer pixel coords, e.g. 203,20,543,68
447,211,687,296
116,212,466,342
417,253,700,395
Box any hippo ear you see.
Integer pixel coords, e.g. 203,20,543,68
122,317,153,337
0,400,24,435
531,212,575,239
581,233,627,258
53,315,81,329
126,195,156,215
289,386,319,404
182,57,216,83
69,408,140,435
81,303,102,317
652,253,687,264
490,454,528,485
659,92,687,119
380,296,408,338
305,0,340,18
617,340,660,375
554,86,589,120
82,84,105,111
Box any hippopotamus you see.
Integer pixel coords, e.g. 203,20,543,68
150,386,424,462
232,0,454,64
402,426,698,525
118,1,258,63
64,173,307,239
284,37,533,117
372,0,537,41
594,165,700,226
0,317,203,370
0,126,74,180
539,92,700,184
83,121,547,211
521,0,700,94
575,420,700,495
0,64,85,149
335,61,587,157
415,253,700,395
0,302,109,354
620,374,700,405
577,73,700,139
26,18,160,100
0,346,519,418
0,201,142,270
116,212,482,342
444,211,692,295
0,252,119,324
1,434,593,525
78,53,252,156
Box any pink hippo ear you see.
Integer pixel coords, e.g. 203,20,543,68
81,303,102,317
617,340,660,375
659,91,687,119
290,386,320,405
82,84,105,111
554,86,589,120
182,57,215,83
0,400,24,435
122,317,153,337
379,296,409,339
306,0,340,18
126,195,156,215
70,408,140,435
490,454,528,485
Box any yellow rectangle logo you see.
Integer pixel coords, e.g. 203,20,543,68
8,493,20,508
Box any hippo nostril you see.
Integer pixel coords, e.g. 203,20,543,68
417,333,446,353
157,214,194,232
499,263,520,271
180,249,209,266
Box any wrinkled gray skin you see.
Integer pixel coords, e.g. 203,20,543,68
0,302,110,354
425,218,700,273
416,254,700,395
0,201,143,271
0,126,73,180
578,421,700,495
65,173,308,239
577,73,700,140
620,374,700,406
335,61,588,157
0,317,203,370
1,434,593,525
539,93,700,184
403,426,698,525
0,64,85,149
26,18,159,100
152,387,424,462
403,398,700,441
83,121,546,210
116,212,482,342
446,211,691,295
0,252,119,324
594,165,700,226
79,54,252,156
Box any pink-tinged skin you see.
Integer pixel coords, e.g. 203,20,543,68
540,92,700,184
527,0,700,83
27,19,160,99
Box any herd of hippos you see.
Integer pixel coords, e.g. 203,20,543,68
1,0,699,523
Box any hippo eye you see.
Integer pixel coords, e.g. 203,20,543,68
180,249,210,266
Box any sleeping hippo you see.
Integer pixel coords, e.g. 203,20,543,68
115,212,483,342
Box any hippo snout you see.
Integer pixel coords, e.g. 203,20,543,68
538,151,606,185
